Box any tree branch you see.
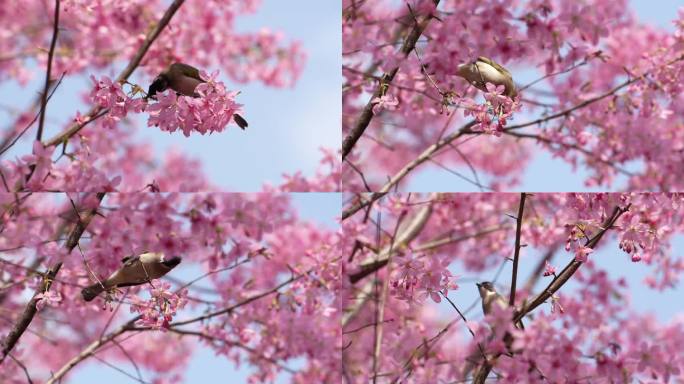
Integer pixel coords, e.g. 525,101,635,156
342,1,441,160
46,317,137,384
472,203,631,383
43,0,186,148
35,0,60,143
509,193,526,306
0,192,105,364
348,202,433,284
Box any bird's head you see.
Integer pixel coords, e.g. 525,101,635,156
162,256,182,269
456,61,475,77
477,281,495,294
146,74,169,100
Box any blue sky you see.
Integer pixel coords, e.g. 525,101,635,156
0,0,340,191
404,0,682,192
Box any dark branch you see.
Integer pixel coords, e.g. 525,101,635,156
0,192,105,364
509,193,526,306
342,1,441,160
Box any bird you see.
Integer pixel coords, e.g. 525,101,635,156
81,252,182,302
146,62,249,129
476,281,524,330
461,282,525,380
456,57,517,98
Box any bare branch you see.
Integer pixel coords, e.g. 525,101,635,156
509,193,527,306
349,202,433,284
0,192,105,364
35,0,60,143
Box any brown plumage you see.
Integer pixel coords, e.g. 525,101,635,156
147,62,248,129
81,252,181,302
456,57,517,98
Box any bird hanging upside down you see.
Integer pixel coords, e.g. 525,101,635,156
81,252,182,302
146,62,249,129
456,56,518,98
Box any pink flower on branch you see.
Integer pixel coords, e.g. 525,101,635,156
543,260,557,276
371,94,399,115
146,71,245,137
34,290,62,311
89,72,245,137
462,83,521,136
574,245,594,262
130,282,187,330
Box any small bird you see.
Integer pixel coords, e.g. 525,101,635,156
461,282,525,380
476,281,524,328
456,57,517,98
81,252,182,302
147,62,249,129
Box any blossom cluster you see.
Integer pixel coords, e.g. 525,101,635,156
130,282,187,330
145,72,245,136
343,0,684,190
342,192,684,382
0,192,340,383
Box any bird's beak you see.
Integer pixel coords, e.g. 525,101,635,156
476,282,482,288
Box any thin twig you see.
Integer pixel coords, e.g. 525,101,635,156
45,319,138,384
509,193,526,306
372,207,406,383
170,328,297,374
35,0,60,143
0,72,65,158
8,353,33,384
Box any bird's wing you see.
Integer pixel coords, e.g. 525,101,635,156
170,62,203,81
477,56,512,78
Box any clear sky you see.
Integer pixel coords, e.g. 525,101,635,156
404,0,682,192
0,0,341,191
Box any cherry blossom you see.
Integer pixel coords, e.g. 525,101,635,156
342,192,684,383
342,0,684,191
0,0,327,193
0,192,340,383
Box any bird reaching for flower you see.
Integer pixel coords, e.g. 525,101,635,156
456,56,517,98
147,62,249,129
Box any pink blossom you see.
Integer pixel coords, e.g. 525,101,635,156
543,260,557,276
34,290,62,311
130,282,187,330
371,94,399,115
146,76,244,137
574,245,594,262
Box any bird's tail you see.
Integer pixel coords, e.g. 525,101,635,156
233,114,248,130
81,283,106,302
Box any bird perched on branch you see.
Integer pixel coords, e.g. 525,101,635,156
461,282,526,380
477,281,524,330
146,62,248,129
456,57,517,98
81,252,182,302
